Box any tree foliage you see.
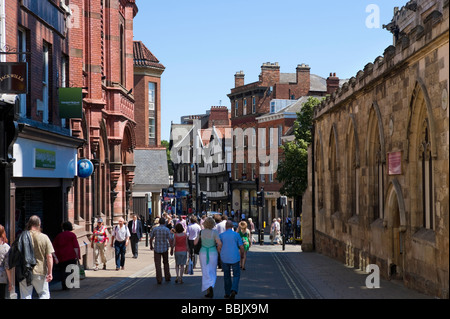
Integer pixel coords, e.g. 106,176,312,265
276,96,322,198
161,140,174,176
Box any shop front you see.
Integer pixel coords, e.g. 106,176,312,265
11,123,83,241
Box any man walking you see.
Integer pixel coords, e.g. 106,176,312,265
219,220,244,299
150,217,173,284
18,215,54,299
128,214,143,258
111,218,130,271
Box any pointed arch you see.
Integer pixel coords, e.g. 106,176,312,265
315,128,325,210
329,124,340,215
407,79,436,230
366,103,386,221
346,115,359,217
407,79,437,160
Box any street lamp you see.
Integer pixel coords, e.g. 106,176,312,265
0,94,19,239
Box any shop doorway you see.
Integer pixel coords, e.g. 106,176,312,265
15,187,63,241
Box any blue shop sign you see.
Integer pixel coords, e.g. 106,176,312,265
77,159,94,178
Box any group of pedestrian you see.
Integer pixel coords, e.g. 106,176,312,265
149,212,251,299
0,215,79,299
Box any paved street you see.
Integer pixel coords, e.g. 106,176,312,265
50,236,431,300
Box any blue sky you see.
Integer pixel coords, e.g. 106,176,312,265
133,0,407,141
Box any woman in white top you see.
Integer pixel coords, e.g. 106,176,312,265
194,217,222,298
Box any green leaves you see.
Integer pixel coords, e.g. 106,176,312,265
276,96,323,198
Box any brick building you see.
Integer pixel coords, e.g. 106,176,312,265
302,0,449,298
228,62,342,229
1,0,83,253
1,0,140,275
132,40,169,221
66,0,139,267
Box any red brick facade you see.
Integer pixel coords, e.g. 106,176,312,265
67,0,138,267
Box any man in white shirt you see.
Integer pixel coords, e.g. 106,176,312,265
186,216,202,267
111,218,130,270
215,215,227,235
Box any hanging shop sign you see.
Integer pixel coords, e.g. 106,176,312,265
77,159,94,178
59,87,83,119
0,62,28,94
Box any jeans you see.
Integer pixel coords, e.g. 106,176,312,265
114,241,126,269
222,261,240,296
19,275,50,299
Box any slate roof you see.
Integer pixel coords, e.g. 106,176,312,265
133,149,170,192
280,73,348,92
133,41,165,70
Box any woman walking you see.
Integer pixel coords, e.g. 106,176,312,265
0,225,13,299
194,217,222,298
173,223,188,283
238,221,251,270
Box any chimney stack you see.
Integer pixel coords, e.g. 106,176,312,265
296,63,311,96
326,72,340,94
235,71,245,88
259,62,280,86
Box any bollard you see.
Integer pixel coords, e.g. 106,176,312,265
260,229,264,245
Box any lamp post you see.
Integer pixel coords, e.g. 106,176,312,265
0,94,19,239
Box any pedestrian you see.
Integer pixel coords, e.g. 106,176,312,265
128,214,143,258
194,217,222,298
186,215,201,268
173,223,188,284
276,218,282,244
17,215,54,299
247,218,256,244
150,217,173,284
215,215,227,269
270,218,281,245
52,221,80,290
237,221,251,270
0,225,13,299
91,217,109,270
111,217,130,271
219,220,244,299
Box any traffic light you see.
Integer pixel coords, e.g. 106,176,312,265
201,192,207,203
257,191,265,207
277,197,282,210
277,196,287,209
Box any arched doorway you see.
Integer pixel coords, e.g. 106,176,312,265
386,181,406,280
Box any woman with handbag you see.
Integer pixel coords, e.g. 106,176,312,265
173,223,188,283
194,217,222,298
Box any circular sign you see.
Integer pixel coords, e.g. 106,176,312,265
77,159,94,178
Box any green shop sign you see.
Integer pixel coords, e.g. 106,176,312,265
35,148,56,169
59,87,82,119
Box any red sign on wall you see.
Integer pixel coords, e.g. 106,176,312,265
388,151,402,175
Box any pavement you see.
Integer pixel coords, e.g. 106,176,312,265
46,235,435,301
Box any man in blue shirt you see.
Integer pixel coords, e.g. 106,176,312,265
219,220,244,299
